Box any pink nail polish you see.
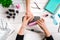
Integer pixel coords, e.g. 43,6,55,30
16,4,20,9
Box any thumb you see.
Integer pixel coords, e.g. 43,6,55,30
27,17,31,21
24,15,27,20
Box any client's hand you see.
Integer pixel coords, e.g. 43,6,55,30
22,14,32,27
26,10,34,22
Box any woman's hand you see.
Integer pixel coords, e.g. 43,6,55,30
18,14,32,35
36,19,51,37
36,19,46,30
22,10,34,27
22,14,32,27
18,0,34,35
26,10,34,22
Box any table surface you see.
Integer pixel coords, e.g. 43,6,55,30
0,0,60,40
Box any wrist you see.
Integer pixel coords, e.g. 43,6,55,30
26,7,31,11
43,28,51,37
41,25,47,31
21,23,27,28
21,24,26,28
18,26,26,35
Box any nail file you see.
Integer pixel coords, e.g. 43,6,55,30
28,21,37,26
22,16,40,25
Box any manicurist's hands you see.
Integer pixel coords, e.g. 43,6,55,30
36,18,51,37
22,10,34,27
36,18,46,31
18,14,32,35
18,0,34,35
22,14,32,27
18,12,34,35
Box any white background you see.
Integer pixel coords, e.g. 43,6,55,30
0,0,60,40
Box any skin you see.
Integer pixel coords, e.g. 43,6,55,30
26,0,30,11
36,19,51,37
18,16,51,37
18,15,32,35
18,0,51,37
18,0,34,35
26,0,34,22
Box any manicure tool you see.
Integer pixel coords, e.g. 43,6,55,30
32,2,40,10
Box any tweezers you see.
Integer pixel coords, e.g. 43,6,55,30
32,2,40,10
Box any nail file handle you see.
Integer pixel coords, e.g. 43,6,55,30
28,21,37,26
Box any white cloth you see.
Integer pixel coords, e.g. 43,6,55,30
0,18,15,40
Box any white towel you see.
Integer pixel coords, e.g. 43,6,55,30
0,18,15,40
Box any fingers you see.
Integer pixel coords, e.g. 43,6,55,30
26,11,30,15
24,15,27,19
36,20,41,25
36,18,45,26
37,20,41,24
25,12,34,22
25,12,27,15
24,15,28,21
36,20,44,29
29,16,34,22
24,14,32,22
37,18,44,23
42,18,44,22
27,17,31,21
36,19,45,30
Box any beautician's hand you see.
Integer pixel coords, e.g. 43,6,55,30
22,15,32,27
36,19,46,30
36,19,51,37
18,15,32,35
22,10,34,27
26,0,34,22
18,0,34,35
